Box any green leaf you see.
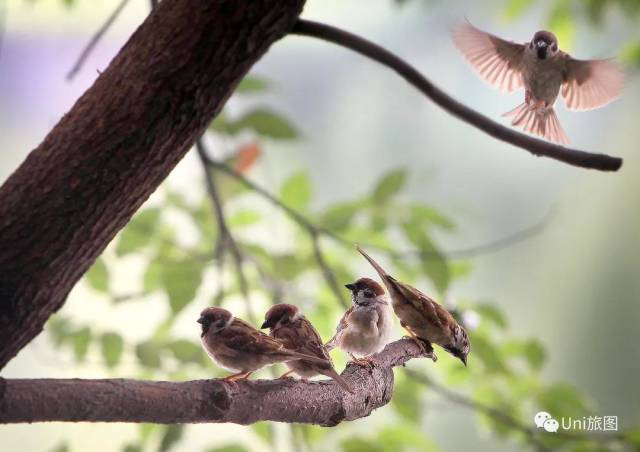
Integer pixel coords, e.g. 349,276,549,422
372,168,407,203
116,208,161,256
280,171,312,211
538,382,591,418
50,442,69,452
228,210,261,227
621,41,640,68
401,222,450,293
474,303,508,329
227,109,298,139
377,425,436,451
143,259,163,292
340,438,383,452
391,373,423,423
207,446,248,452
159,424,184,452
122,444,142,452
250,422,272,444
468,333,509,374
236,75,269,93
135,341,162,368
47,316,72,347
319,200,362,231
85,258,109,293
72,327,91,362
548,2,575,51
410,204,455,230
502,0,534,21
167,339,203,364
160,258,204,314
100,332,124,369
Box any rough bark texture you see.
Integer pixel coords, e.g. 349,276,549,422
0,0,305,370
0,339,425,425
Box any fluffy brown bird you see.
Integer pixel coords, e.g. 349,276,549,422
261,303,353,393
357,246,469,366
198,307,329,381
325,277,394,366
453,21,624,144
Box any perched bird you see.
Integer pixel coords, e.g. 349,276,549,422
357,246,469,366
325,277,394,366
453,21,624,145
198,307,329,382
261,303,353,393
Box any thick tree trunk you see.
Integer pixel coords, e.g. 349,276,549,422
0,0,305,369
0,339,426,425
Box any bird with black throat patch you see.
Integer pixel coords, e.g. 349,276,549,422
198,307,330,382
261,303,353,393
357,246,469,366
453,20,623,145
325,277,394,366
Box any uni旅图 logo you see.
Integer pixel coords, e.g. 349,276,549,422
534,411,618,433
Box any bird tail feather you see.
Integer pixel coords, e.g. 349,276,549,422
503,102,569,145
322,367,354,393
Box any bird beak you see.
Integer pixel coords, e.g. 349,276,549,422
344,283,356,291
197,316,205,324
460,354,468,367
260,320,271,329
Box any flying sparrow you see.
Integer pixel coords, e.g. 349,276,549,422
325,277,394,366
453,21,624,145
261,303,353,393
357,246,469,366
198,307,329,382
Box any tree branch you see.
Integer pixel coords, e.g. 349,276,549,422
0,338,425,425
290,20,623,172
0,0,306,370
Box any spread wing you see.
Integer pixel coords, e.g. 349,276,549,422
561,56,624,111
453,21,525,93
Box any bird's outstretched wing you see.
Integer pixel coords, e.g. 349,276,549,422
453,21,525,93
561,56,624,111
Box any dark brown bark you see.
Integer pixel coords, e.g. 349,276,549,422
0,0,305,370
0,339,425,426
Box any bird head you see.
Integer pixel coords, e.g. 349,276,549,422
261,303,301,330
531,30,558,60
345,277,387,307
444,325,471,366
197,307,233,337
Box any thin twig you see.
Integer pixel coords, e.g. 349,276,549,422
207,158,552,261
310,232,349,308
290,20,622,172
196,140,255,322
405,370,627,450
66,0,130,81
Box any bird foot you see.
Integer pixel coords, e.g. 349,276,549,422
223,371,252,383
404,336,438,362
350,357,375,369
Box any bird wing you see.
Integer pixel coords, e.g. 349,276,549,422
561,55,624,111
391,277,452,329
326,307,354,350
224,318,290,356
283,318,332,362
452,21,525,93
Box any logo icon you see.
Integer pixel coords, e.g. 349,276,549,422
534,411,558,433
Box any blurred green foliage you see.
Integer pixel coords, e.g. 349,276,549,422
37,0,640,451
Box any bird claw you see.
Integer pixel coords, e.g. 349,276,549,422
350,357,375,369
404,336,438,362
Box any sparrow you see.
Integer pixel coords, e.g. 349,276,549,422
357,246,469,366
261,303,353,393
453,21,624,145
198,307,329,382
325,277,394,366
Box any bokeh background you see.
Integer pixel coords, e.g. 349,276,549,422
1,0,639,451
